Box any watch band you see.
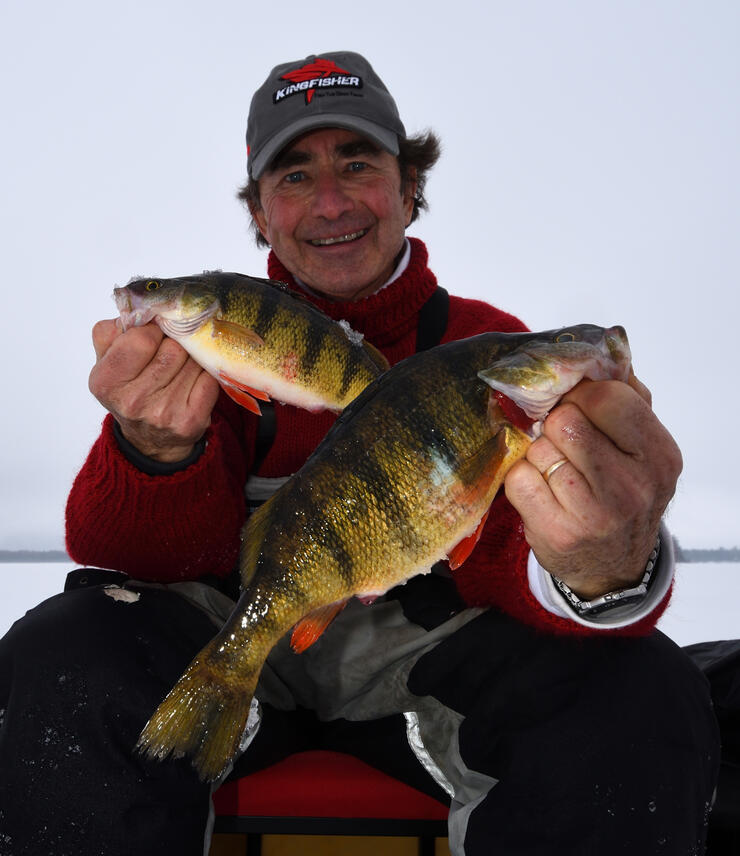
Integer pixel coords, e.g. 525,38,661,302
550,536,661,618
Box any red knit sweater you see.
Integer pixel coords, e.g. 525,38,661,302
65,239,662,636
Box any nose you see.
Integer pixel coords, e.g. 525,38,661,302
309,170,354,220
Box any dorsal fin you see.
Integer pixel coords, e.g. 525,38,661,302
239,501,273,589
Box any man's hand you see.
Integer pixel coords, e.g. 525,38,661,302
504,375,682,599
89,319,220,463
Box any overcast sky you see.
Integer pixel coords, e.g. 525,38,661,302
1,0,737,551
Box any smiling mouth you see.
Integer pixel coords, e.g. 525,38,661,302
309,229,368,247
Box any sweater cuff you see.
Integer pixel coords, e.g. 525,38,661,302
527,521,674,629
112,420,206,476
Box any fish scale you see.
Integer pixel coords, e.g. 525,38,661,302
136,323,632,782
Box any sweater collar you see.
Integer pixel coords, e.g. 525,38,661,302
266,237,438,346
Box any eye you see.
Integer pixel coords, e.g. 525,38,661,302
145,280,161,292
284,171,305,184
556,332,576,343
347,161,367,172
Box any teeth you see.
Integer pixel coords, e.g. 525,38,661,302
310,230,366,246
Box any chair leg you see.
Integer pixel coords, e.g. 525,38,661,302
246,832,262,855
418,836,436,856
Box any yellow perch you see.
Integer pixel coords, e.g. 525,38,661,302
114,271,389,414
137,324,632,781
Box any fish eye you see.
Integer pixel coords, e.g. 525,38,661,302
556,332,576,343
145,280,161,292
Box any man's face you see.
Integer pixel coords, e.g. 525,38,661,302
252,128,416,302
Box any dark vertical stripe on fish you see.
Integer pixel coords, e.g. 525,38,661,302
252,291,281,338
350,451,424,554
296,480,357,586
296,314,327,378
319,521,357,587
338,351,359,401
393,380,465,476
253,553,313,616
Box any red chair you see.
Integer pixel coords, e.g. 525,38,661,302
213,750,449,855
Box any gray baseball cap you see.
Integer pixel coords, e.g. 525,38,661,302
246,51,406,180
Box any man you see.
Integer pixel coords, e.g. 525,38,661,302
0,52,719,855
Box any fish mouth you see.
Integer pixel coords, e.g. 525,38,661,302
308,228,368,247
117,306,158,331
113,287,159,331
603,325,631,372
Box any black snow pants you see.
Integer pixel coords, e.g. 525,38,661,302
0,570,720,856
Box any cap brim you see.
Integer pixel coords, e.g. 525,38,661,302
249,114,400,179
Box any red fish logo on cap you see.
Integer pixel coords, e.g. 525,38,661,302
274,58,361,105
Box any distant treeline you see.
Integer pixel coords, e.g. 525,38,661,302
0,550,70,563
1,545,739,563
675,546,740,563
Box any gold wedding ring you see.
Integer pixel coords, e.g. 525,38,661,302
543,458,568,484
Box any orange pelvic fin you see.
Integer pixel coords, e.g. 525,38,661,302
217,371,272,415
446,425,531,571
217,371,271,401
212,318,265,349
290,600,349,653
448,510,490,570
218,378,262,415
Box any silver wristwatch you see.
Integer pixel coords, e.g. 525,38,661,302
550,537,661,618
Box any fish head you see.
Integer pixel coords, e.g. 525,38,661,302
114,276,220,334
479,324,632,426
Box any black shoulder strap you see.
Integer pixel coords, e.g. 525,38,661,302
252,401,277,474
415,286,449,352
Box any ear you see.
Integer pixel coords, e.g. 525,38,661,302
251,205,270,244
402,166,418,227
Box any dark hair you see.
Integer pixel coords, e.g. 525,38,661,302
236,130,442,248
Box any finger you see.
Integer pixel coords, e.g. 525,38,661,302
91,326,179,410
98,324,167,384
541,400,640,507
108,345,196,425
524,398,647,527
110,358,214,451
627,369,652,406
92,319,123,362
542,458,570,484
151,353,212,408
544,400,683,531
507,453,629,579
554,380,655,458
550,382,682,505
116,331,194,397
504,458,569,537
136,335,193,392
187,369,221,416
523,433,586,500
525,433,574,481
